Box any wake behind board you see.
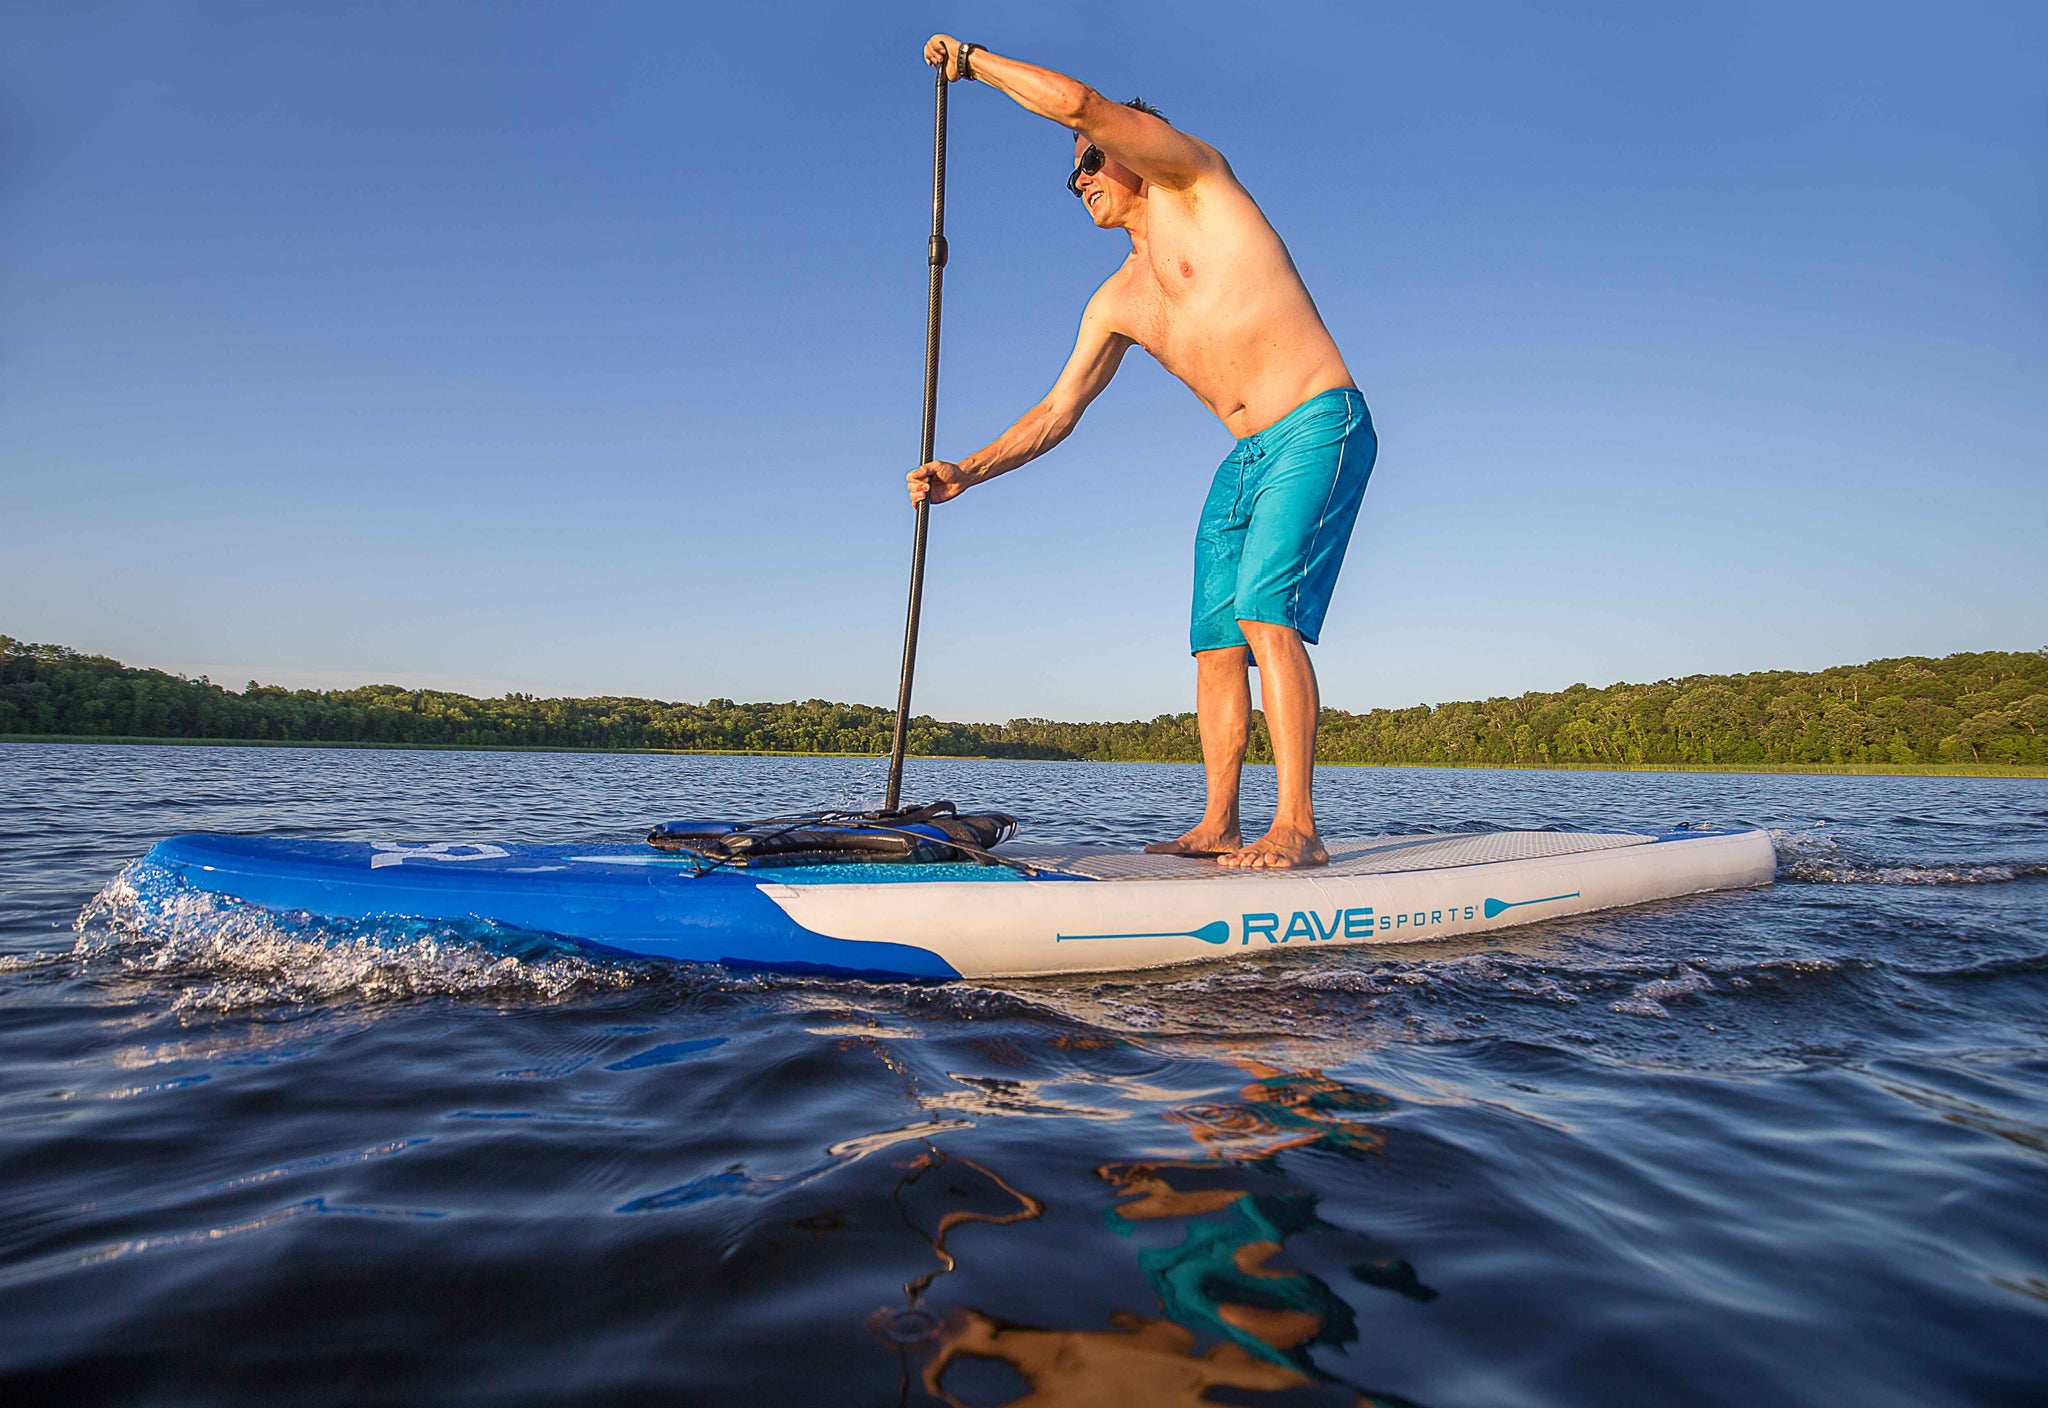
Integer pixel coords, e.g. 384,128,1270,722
144,827,1774,981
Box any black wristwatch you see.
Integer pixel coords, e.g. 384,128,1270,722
956,41,980,81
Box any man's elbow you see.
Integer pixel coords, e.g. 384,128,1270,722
1039,399,1083,447
1058,84,1105,130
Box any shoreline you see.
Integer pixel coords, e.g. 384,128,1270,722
8,734,2044,779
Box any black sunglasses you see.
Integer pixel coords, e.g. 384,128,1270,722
1067,144,1105,197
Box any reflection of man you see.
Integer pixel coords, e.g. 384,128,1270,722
909,37,1377,871
923,1308,1316,1407
1103,1165,1359,1377
1167,1063,1393,1160
909,1064,1429,1405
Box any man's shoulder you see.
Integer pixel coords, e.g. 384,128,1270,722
1086,257,1144,311
1157,164,1280,250
1168,155,1254,212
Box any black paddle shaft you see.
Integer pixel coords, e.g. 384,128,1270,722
883,64,949,813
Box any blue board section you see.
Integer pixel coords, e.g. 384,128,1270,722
144,834,962,980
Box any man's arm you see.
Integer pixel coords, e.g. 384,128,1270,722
908,284,1131,506
923,35,1221,193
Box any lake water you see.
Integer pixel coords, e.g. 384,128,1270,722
3,742,2045,1405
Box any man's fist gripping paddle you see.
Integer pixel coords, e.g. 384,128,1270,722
909,37,1377,870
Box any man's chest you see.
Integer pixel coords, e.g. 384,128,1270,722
1118,242,1217,353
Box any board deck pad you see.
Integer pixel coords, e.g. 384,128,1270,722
1012,830,1654,881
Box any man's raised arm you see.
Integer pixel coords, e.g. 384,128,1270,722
923,35,1221,193
908,286,1131,506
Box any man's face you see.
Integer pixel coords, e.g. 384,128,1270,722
1072,133,1140,228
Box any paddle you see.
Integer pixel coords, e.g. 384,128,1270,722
882,62,950,814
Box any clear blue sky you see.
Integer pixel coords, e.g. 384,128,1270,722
4,2,2043,721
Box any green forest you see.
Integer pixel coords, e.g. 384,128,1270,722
4,636,2044,769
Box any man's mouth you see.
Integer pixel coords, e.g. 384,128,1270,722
1085,189,1103,211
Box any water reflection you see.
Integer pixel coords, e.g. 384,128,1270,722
1102,1163,1358,1381
923,1310,1329,1406
884,1061,1428,1406
893,1146,1046,1291
1161,1060,1394,1161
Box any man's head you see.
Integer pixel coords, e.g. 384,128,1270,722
1071,98,1167,230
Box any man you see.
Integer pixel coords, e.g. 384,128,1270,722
907,37,1376,870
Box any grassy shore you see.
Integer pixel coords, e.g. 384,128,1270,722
9,733,2045,779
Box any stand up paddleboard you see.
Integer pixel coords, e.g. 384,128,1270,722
143,826,1774,981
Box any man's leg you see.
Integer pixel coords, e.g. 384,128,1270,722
1145,645,1250,855
1219,620,1329,869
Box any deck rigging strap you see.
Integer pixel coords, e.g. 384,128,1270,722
649,802,1037,876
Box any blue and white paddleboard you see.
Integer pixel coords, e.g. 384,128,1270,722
144,828,1775,981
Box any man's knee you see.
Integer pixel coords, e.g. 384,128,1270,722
1195,644,1251,671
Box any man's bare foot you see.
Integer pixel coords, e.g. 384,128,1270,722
1217,828,1329,869
1145,825,1241,858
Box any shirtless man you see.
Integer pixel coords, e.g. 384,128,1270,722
907,37,1377,869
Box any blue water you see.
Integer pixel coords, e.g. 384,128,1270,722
3,742,2045,1405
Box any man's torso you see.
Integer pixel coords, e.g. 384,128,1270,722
1103,172,1354,439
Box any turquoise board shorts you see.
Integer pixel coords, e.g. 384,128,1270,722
1190,387,1376,654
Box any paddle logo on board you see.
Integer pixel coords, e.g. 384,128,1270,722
1057,920,1233,946
1057,891,1583,946
1483,891,1579,919
369,842,510,870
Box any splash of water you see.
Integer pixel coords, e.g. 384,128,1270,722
1771,827,2047,885
72,858,655,1013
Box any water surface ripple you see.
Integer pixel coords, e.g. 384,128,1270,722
3,743,2045,1405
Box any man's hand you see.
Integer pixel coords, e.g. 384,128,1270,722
908,460,971,506
923,34,968,81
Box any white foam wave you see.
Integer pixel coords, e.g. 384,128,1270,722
1611,965,1714,1019
72,860,648,1012
1784,858,2044,885
0,951,65,976
1771,828,2046,885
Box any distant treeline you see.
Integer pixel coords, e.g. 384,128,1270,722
3,636,2044,768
